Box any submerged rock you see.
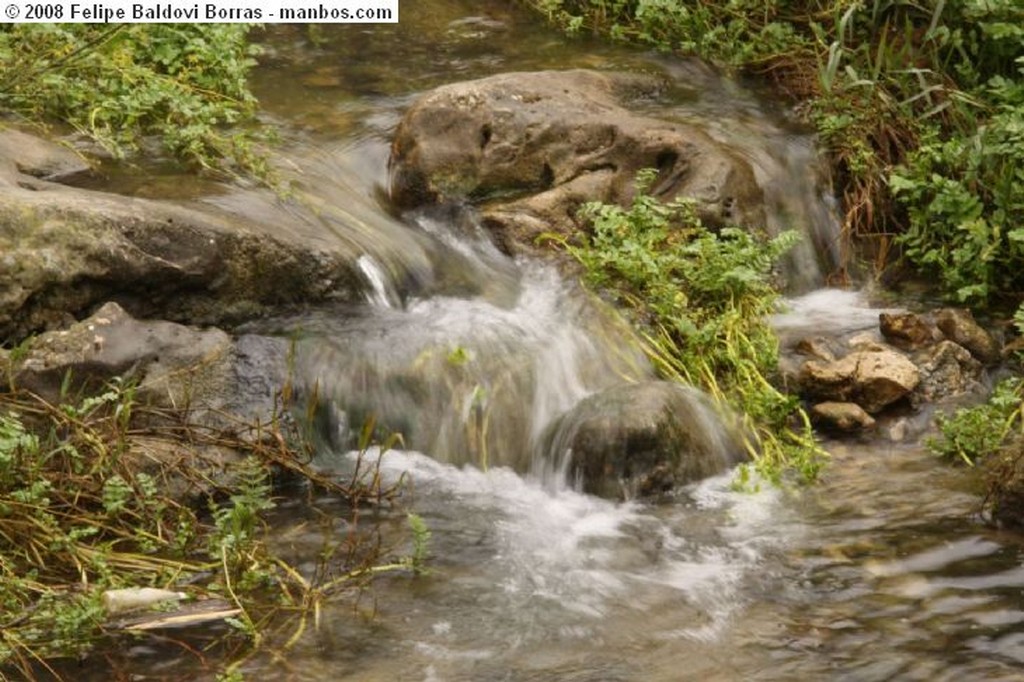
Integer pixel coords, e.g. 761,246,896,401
389,69,765,253
542,381,745,500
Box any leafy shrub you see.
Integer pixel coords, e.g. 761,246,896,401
892,59,1024,306
545,169,825,484
927,377,1024,465
0,25,269,177
527,0,812,66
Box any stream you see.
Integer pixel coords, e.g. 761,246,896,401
77,4,1024,680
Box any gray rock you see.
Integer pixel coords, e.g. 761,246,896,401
13,301,231,405
0,127,92,182
912,340,984,405
935,308,1001,366
0,130,365,341
542,381,746,500
11,302,289,430
389,69,765,253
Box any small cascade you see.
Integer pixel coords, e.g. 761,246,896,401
771,287,899,347
298,200,744,495
356,253,402,308
654,58,845,292
296,255,652,476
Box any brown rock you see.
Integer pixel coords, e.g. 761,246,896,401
389,70,765,253
811,401,876,432
935,308,1001,366
851,350,921,413
794,336,839,362
800,348,920,414
879,312,935,350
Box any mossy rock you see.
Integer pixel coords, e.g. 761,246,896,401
0,128,367,341
541,381,746,500
985,436,1024,529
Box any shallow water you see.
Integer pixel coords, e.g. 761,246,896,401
63,5,1024,681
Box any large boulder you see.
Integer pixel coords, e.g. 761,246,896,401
388,69,765,252
541,381,746,500
0,128,366,341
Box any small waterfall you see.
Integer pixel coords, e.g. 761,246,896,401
298,204,745,498
297,260,652,476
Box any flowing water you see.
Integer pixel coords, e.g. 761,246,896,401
72,4,1024,680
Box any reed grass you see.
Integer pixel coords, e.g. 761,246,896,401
0,378,415,680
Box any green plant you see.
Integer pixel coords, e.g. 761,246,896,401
0,25,272,180
543,169,825,484
927,377,1024,466
218,669,246,682
210,457,275,563
892,58,1024,306
406,512,431,575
